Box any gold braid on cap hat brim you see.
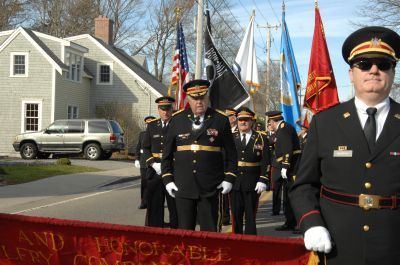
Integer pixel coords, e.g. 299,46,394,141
187,85,208,96
348,40,398,61
237,111,255,119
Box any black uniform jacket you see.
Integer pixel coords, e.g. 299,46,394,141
161,108,238,199
233,131,271,191
142,118,166,170
290,99,400,264
274,121,301,176
135,131,147,168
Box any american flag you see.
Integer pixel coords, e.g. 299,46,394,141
171,22,190,110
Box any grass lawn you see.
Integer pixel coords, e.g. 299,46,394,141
0,164,101,185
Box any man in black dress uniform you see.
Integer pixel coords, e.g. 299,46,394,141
161,79,237,232
226,108,239,133
290,27,400,264
265,110,301,231
142,97,178,228
231,107,271,235
134,115,156,209
219,108,239,226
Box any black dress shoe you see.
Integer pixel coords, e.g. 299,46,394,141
275,223,295,231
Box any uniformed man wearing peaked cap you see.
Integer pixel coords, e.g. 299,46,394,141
161,79,237,232
265,110,300,232
142,96,178,228
135,115,157,209
290,26,400,264
231,107,271,235
225,108,239,133
220,107,238,226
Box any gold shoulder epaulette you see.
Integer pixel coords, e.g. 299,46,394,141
148,117,160,123
280,122,285,128
257,130,267,135
172,109,185,116
216,109,227,116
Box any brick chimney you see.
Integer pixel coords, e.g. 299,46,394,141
94,15,114,45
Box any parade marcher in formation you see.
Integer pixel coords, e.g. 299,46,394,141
231,107,271,235
297,122,308,151
265,110,301,231
268,122,283,216
226,108,239,133
134,115,156,209
161,79,237,232
142,97,178,228
290,26,400,264
220,107,238,226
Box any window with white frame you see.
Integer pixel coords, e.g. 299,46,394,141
21,101,42,132
67,105,79,119
10,52,29,77
65,51,83,82
97,63,113,85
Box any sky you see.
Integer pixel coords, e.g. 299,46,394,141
228,0,367,102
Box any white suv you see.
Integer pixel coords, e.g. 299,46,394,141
12,119,125,160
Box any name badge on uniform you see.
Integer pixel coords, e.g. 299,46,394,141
178,133,190,139
153,134,160,138
333,146,352,157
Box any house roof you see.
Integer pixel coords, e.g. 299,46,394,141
23,28,69,70
95,37,168,97
66,34,167,98
0,27,68,74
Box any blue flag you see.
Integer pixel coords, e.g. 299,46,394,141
280,7,301,132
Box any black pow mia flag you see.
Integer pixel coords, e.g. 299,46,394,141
204,11,250,110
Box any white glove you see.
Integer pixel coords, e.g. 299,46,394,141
166,182,178,198
134,160,140,168
254,182,267,194
304,226,332,253
151,162,161,175
281,168,288,179
217,181,232,194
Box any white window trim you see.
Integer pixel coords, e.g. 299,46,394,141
21,99,43,133
10,52,29,77
67,105,79,119
64,50,83,83
96,62,113,85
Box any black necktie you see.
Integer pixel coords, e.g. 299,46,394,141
194,116,201,125
162,121,167,134
364,107,377,151
241,133,247,148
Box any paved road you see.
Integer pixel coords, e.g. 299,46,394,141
0,158,300,238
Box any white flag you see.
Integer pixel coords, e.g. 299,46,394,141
233,14,259,92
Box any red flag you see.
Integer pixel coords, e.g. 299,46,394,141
303,5,339,126
171,22,190,110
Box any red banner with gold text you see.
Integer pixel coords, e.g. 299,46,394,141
0,213,312,265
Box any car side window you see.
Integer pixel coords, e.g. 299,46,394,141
67,120,84,133
88,121,110,133
47,121,67,133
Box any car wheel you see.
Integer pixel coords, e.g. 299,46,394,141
37,152,50,159
84,143,102,160
20,143,38,159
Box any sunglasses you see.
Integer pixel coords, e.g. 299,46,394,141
352,59,395,71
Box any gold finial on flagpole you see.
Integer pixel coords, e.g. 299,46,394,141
175,6,182,23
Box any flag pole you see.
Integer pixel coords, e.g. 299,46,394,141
174,7,182,109
250,10,257,113
195,0,204,79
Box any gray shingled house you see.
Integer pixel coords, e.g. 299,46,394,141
0,16,167,156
